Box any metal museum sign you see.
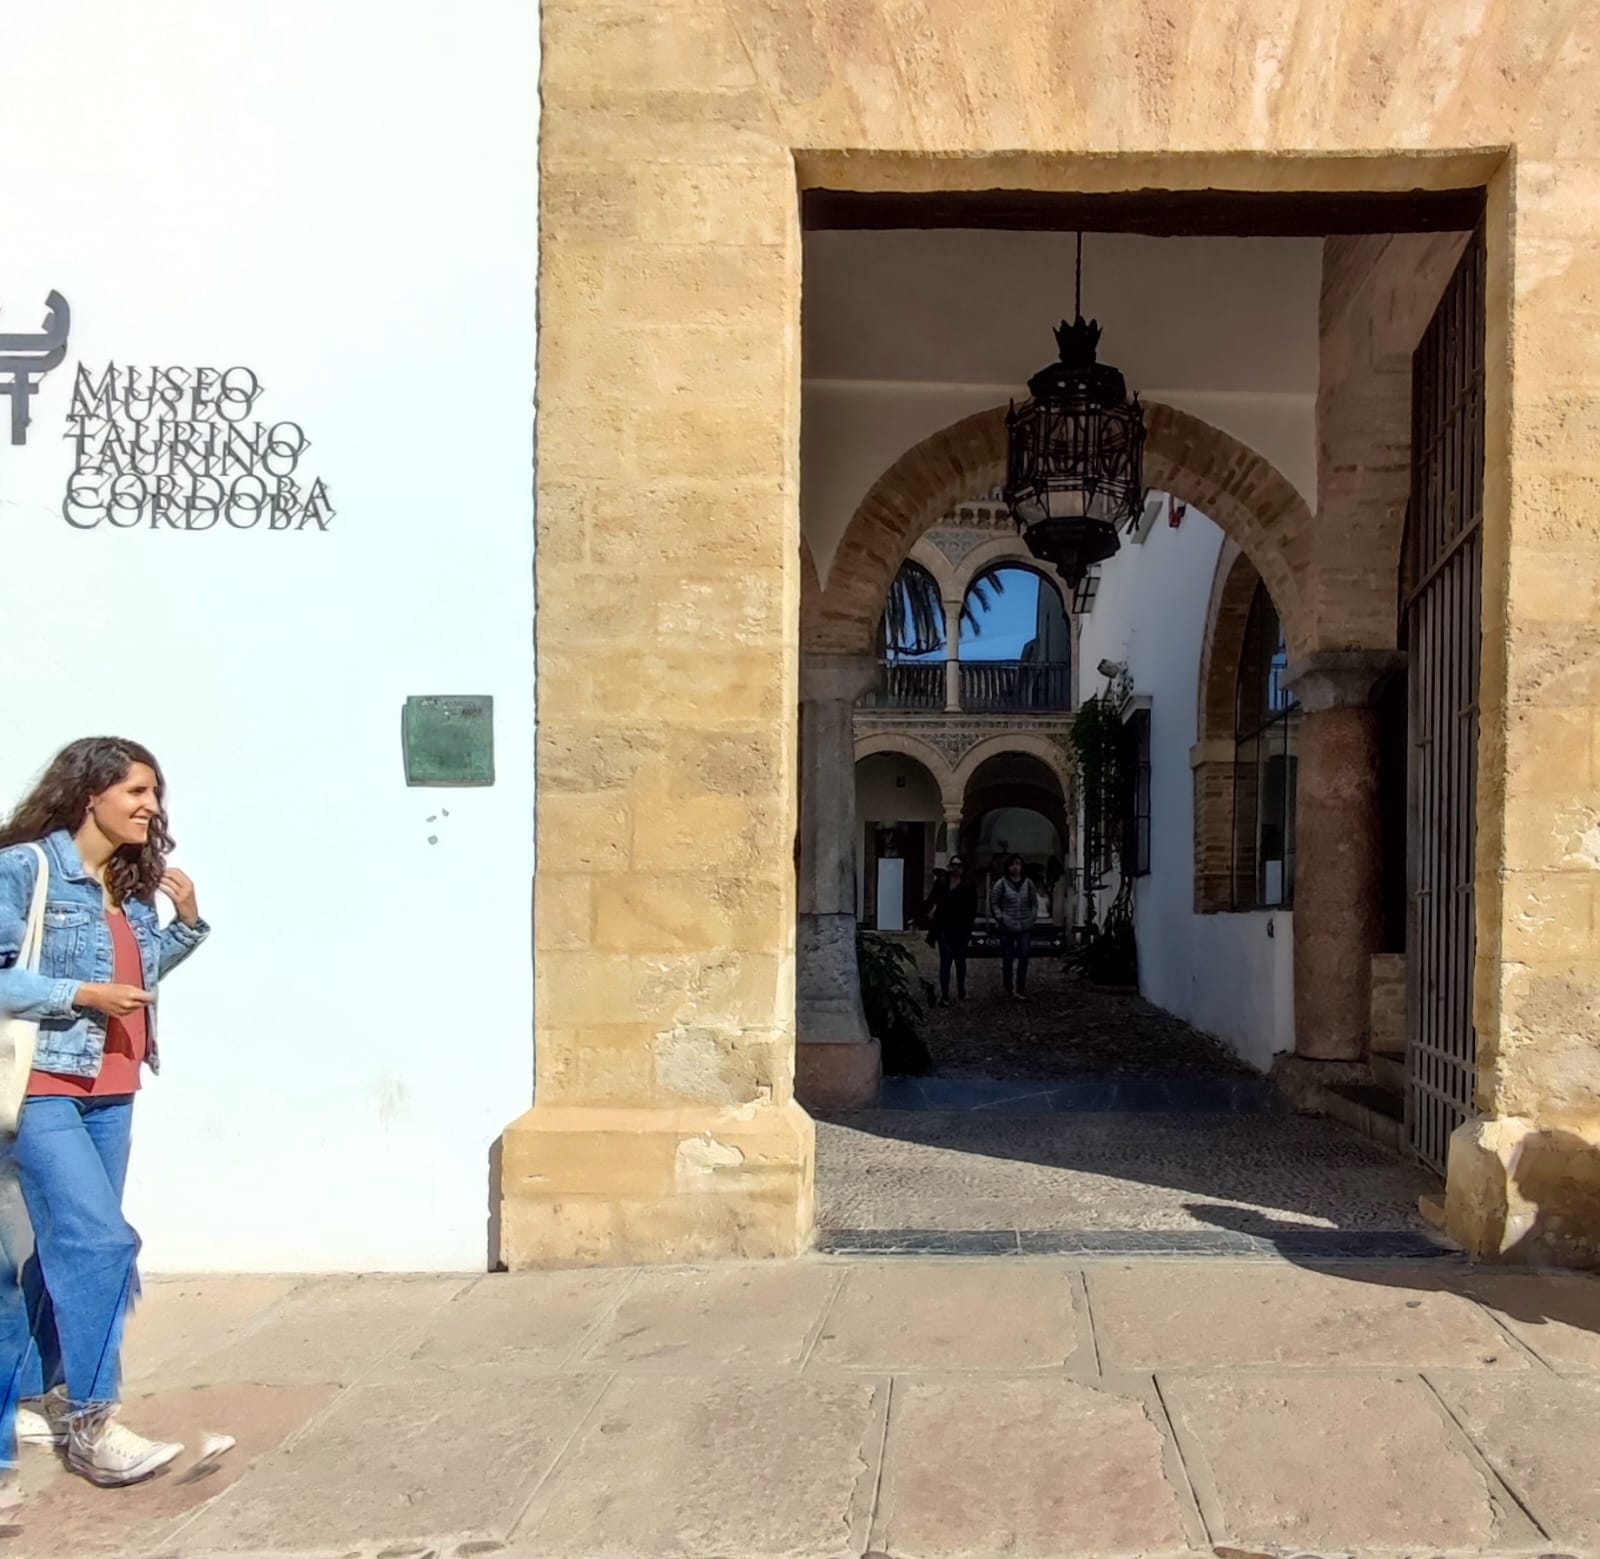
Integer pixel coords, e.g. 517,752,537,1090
63,360,335,531
5,290,335,530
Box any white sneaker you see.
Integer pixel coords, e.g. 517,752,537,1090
66,1410,183,1488
16,1390,67,1447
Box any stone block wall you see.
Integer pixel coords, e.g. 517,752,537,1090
1370,954,1407,1059
521,0,1600,1268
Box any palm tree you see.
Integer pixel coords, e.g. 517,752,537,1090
879,562,1006,659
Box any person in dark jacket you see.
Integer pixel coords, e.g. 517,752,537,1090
924,856,977,1004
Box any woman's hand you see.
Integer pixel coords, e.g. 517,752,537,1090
76,983,155,1018
159,869,201,926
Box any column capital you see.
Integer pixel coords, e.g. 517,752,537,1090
1282,650,1406,713
801,650,880,705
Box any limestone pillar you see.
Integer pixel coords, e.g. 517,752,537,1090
943,600,962,711
941,803,965,862
795,652,882,1110
1282,651,1403,1061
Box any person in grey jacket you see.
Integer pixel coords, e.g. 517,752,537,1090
989,854,1039,1000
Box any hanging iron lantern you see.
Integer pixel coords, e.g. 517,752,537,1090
1004,233,1147,590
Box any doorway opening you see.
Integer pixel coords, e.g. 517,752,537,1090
799,183,1488,1252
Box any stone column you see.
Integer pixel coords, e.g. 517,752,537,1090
1283,651,1404,1061
943,600,962,711
941,803,965,862
796,652,882,1110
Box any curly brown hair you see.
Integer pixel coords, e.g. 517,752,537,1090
0,737,173,905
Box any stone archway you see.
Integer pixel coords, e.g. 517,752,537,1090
803,401,1312,659
949,537,1066,607
951,730,1074,802
854,730,960,811
902,537,960,604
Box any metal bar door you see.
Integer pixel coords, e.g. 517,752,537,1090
1403,228,1485,1174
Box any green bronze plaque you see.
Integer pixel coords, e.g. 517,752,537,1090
402,695,495,786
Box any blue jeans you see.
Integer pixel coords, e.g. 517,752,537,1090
3,1096,138,1415
0,1163,26,1467
998,929,1031,995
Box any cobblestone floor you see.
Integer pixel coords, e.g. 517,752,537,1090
906,936,1256,1081
819,936,1439,1243
815,1110,1439,1236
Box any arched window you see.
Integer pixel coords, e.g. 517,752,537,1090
878,560,946,662
1232,582,1299,908
958,566,1072,711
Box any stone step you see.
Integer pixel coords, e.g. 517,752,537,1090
1371,1053,1408,1095
874,1075,1285,1114
815,1227,1458,1259
1323,1080,1406,1153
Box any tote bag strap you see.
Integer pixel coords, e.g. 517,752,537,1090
0,844,50,1133
19,842,49,971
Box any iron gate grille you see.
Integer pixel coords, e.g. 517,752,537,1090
1403,229,1485,1175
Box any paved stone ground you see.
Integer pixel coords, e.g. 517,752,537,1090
7,1260,1600,1558
816,1110,1441,1236
820,940,1439,1242
911,945,1257,1082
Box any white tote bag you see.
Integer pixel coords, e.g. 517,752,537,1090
0,843,50,1133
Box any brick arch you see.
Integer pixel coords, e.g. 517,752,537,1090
853,731,959,810
804,401,1311,658
1197,540,1263,743
800,536,821,626
1191,540,1272,914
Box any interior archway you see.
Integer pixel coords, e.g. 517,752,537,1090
803,400,1312,659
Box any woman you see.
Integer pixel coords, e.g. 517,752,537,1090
0,738,208,1487
990,853,1039,1001
925,855,977,1004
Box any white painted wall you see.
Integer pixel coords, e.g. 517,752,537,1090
1076,510,1295,1072
2,1,539,1270
1190,910,1296,1074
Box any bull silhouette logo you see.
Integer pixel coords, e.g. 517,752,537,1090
0,292,71,445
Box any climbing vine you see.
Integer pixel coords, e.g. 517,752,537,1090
1068,692,1139,986
1070,693,1129,886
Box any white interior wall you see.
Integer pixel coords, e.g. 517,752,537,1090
1076,511,1295,1072
855,755,945,826
2,0,539,1270
975,809,1060,857
854,755,944,917
800,230,1322,580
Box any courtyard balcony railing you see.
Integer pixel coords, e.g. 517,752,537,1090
862,660,945,709
959,660,1072,711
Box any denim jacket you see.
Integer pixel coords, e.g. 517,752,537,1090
0,830,210,1079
